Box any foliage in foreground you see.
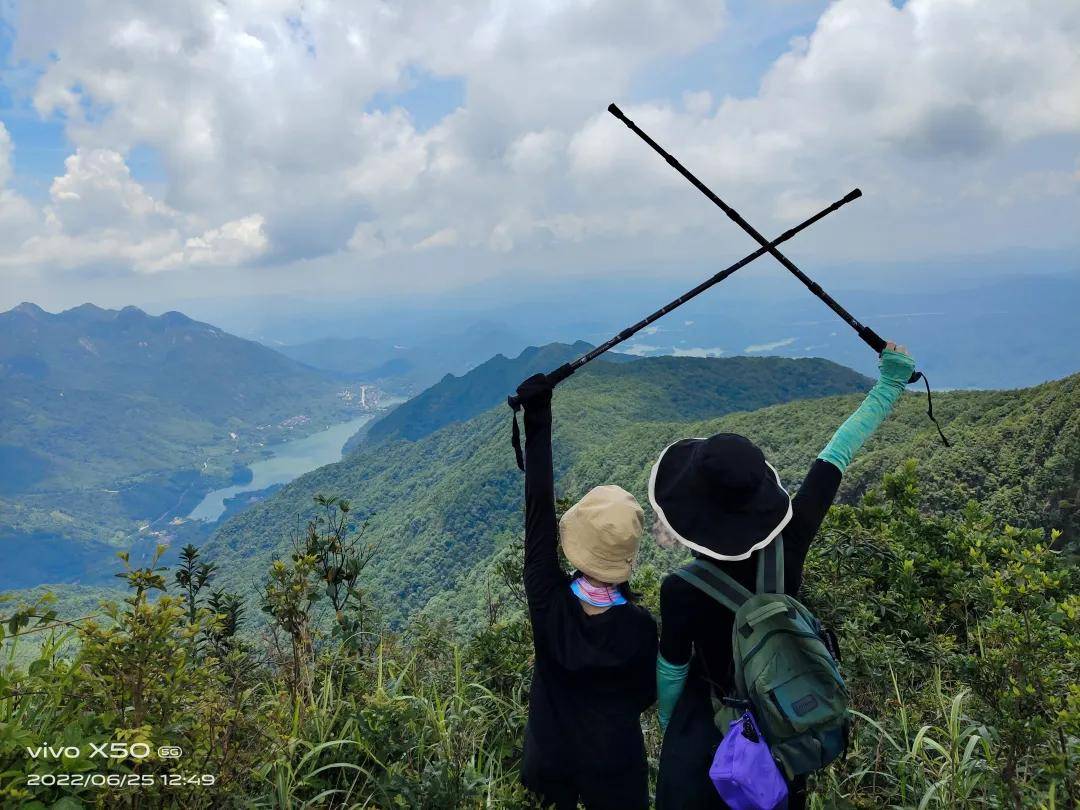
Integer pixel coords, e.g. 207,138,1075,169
1,465,1077,808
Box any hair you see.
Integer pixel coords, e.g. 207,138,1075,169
651,516,680,550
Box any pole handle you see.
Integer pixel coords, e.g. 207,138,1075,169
860,326,888,354
506,363,575,410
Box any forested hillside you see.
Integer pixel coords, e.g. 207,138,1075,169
366,341,618,442
0,303,366,586
208,363,1077,631
207,356,874,624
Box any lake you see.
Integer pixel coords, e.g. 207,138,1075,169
187,413,377,522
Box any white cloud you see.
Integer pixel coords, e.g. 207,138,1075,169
46,149,176,236
0,146,267,274
744,337,796,353
148,215,268,273
673,346,725,357
0,124,13,188
1,0,1078,302
414,227,459,251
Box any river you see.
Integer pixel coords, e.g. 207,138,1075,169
187,412,377,523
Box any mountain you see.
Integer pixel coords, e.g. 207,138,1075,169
205,360,1078,631
0,302,338,421
0,303,369,587
278,321,529,395
367,341,612,443
205,355,872,623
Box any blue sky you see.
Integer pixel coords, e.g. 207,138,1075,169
0,0,1077,312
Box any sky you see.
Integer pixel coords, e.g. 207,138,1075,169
0,0,1078,313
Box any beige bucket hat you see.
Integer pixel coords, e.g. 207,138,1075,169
559,484,644,583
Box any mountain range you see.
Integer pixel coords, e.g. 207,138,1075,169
205,355,874,625
203,358,1078,631
0,303,370,588
365,341,626,443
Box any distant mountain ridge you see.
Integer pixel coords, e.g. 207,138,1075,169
366,340,618,443
2,302,335,423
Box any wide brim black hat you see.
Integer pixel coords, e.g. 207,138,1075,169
648,433,792,561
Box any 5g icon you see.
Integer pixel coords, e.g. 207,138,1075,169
157,745,183,759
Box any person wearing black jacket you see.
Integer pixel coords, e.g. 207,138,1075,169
653,345,916,809
514,373,658,810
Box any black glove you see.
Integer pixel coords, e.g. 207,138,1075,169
515,373,553,407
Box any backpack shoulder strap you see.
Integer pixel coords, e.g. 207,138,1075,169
675,558,754,614
756,534,785,595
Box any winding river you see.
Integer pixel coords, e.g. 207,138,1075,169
187,412,377,523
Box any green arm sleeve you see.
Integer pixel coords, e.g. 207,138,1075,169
657,653,690,732
818,349,916,473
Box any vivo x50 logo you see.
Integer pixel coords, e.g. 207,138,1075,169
26,743,182,759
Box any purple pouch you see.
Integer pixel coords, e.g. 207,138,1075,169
709,712,788,810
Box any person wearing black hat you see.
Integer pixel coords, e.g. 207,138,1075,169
653,344,916,809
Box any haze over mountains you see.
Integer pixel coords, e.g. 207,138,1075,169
278,321,529,396
182,271,1080,392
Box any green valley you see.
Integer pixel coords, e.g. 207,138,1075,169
0,303,381,588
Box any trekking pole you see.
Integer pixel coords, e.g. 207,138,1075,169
608,103,949,446
506,188,863,469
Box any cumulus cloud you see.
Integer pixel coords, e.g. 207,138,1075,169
46,149,176,236
0,145,267,274
1,0,1078,297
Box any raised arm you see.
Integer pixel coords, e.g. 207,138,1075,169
516,374,564,609
818,343,916,473
785,344,916,578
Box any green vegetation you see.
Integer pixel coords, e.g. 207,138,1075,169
0,303,370,587
208,361,1076,631
3,348,1076,807
208,355,874,626
2,461,1075,807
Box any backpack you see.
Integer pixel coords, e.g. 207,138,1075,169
675,535,850,780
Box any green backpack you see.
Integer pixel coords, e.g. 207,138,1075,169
675,535,850,779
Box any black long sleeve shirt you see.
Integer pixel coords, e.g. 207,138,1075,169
521,394,658,782
658,459,842,691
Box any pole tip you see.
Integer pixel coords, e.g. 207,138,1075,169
607,102,622,117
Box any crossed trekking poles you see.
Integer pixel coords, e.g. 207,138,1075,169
508,103,948,470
